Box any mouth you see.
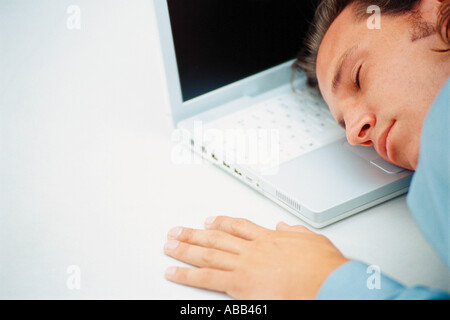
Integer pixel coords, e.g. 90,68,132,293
377,120,396,162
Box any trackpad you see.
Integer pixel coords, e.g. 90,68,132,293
370,158,406,174
343,142,406,174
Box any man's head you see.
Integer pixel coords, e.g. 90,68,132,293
294,0,450,170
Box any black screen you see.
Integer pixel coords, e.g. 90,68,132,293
167,0,317,102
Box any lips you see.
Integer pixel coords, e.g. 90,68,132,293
377,120,396,161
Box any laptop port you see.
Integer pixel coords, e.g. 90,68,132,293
211,154,218,161
245,176,253,183
234,169,242,176
223,161,231,169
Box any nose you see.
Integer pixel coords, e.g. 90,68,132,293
345,113,376,146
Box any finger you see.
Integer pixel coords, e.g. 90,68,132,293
276,222,312,233
168,227,246,254
165,266,231,294
204,216,268,240
164,240,238,271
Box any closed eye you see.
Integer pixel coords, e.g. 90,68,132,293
354,64,362,89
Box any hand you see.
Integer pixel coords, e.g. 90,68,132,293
164,216,349,300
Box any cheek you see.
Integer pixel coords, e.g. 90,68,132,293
366,51,422,113
367,76,417,122
369,52,435,119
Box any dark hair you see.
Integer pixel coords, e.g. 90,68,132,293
293,0,450,90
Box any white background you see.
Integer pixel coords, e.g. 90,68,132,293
0,0,448,299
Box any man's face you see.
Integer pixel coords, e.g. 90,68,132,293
316,3,448,170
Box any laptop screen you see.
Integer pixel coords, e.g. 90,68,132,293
167,0,317,102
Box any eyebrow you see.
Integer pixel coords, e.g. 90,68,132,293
332,45,358,95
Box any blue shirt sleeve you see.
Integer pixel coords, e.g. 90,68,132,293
406,79,450,269
318,79,450,300
317,261,449,300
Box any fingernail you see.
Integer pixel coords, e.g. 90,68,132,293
165,240,179,250
205,216,217,225
166,266,177,277
168,227,182,239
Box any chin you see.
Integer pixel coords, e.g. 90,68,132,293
391,140,419,171
409,154,419,171
407,146,420,171
397,153,418,171
404,162,416,171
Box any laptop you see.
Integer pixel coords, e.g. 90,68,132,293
153,0,414,228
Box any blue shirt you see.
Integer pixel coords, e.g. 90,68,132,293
317,79,450,300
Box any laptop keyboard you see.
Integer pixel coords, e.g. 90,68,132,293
202,91,346,170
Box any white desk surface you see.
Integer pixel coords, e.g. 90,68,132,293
0,1,448,299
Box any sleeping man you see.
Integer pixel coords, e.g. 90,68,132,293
164,0,449,300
